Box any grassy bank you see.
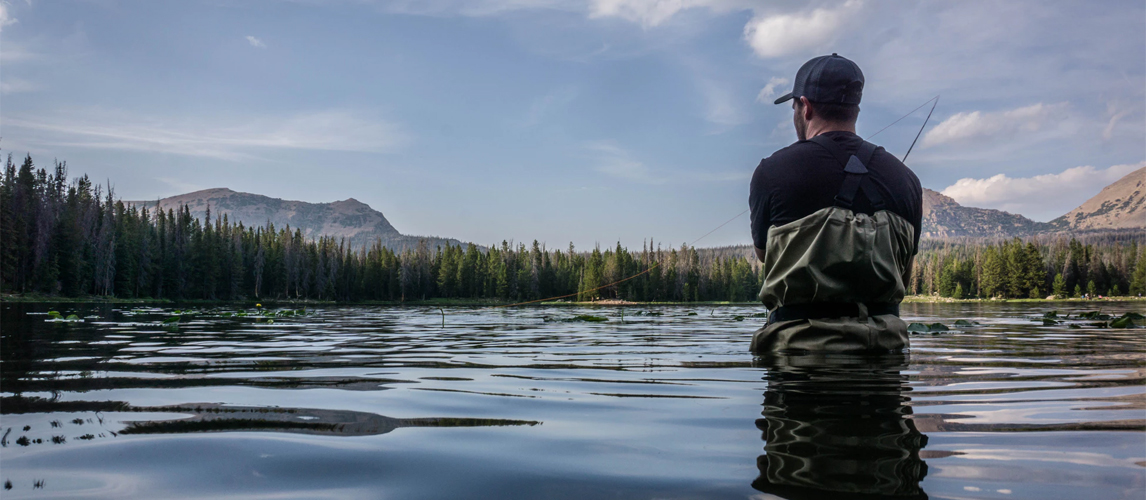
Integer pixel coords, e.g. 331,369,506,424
4,293,1143,307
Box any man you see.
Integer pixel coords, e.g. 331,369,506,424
749,54,922,353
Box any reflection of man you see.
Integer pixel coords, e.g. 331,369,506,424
753,354,929,499
749,54,922,353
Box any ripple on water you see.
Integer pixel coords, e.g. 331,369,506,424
1,302,1143,500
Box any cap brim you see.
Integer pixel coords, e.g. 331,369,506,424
773,92,794,105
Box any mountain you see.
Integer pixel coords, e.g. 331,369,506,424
127,188,466,251
1048,166,1145,231
920,188,1050,238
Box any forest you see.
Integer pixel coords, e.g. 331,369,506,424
3,154,1145,303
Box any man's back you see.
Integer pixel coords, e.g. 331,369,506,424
749,131,923,254
750,53,923,353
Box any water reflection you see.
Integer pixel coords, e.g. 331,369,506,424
753,354,929,499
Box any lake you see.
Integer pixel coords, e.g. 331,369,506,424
1,302,1143,499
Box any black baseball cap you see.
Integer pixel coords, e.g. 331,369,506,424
773,53,864,105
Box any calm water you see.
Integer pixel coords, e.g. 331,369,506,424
1,302,1143,499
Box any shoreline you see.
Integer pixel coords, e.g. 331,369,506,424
3,293,1144,307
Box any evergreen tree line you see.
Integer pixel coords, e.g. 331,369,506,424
0,155,762,302
911,236,1146,299
3,154,1143,302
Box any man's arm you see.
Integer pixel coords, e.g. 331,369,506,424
749,161,770,262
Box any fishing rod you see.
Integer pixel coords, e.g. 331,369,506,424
480,95,942,311
900,95,939,163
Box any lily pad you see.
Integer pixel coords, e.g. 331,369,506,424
1042,311,1058,319
953,319,974,327
909,322,948,333
1111,315,1137,328
732,316,745,321
568,315,607,322
47,311,62,319
1077,311,1110,320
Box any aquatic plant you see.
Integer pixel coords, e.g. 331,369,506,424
908,322,949,334
1111,313,1139,329
544,314,608,323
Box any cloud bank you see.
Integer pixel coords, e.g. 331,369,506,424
7,109,409,161
743,0,860,59
923,102,1070,148
940,162,1145,220
756,77,789,103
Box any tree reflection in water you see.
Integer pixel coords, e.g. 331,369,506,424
753,354,929,500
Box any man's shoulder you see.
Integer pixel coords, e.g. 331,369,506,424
868,144,921,187
756,140,820,171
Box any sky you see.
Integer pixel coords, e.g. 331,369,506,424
2,0,1144,249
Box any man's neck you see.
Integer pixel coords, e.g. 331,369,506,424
806,122,856,139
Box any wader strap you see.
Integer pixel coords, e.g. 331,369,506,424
809,136,884,209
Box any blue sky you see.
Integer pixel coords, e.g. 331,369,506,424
2,0,1143,249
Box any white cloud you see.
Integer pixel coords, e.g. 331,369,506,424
246,35,267,48
0,2,17,32
379,0,580,17
7,109,409,161
940,161,1145,220
1103,109,1130,141
696,78,745,129
522,85,579,127
922,102,1070,148
743,0,861,59
0,77,37,94
588,0,716,27
756,76,788,103
585,141,662,183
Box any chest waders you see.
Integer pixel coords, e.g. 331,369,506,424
751,136,916,354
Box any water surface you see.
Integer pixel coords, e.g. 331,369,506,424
2,302,1143,499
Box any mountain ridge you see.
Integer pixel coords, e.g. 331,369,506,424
1048,165,1145,231
126,188,466,251
129,168,1144,250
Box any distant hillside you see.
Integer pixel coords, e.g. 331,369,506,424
127,188,466,251
1048,166,1145,231
921,188,1050,238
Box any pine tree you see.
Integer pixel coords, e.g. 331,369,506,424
1052,273,1066,299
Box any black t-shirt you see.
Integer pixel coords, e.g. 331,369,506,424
749,131,923,253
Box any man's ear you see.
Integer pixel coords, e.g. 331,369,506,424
799,97,814,121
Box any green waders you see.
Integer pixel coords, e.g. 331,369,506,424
751,136,916,354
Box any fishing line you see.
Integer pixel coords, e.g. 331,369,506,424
868,95,939,140
481,95,941,311
901,96,939,163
